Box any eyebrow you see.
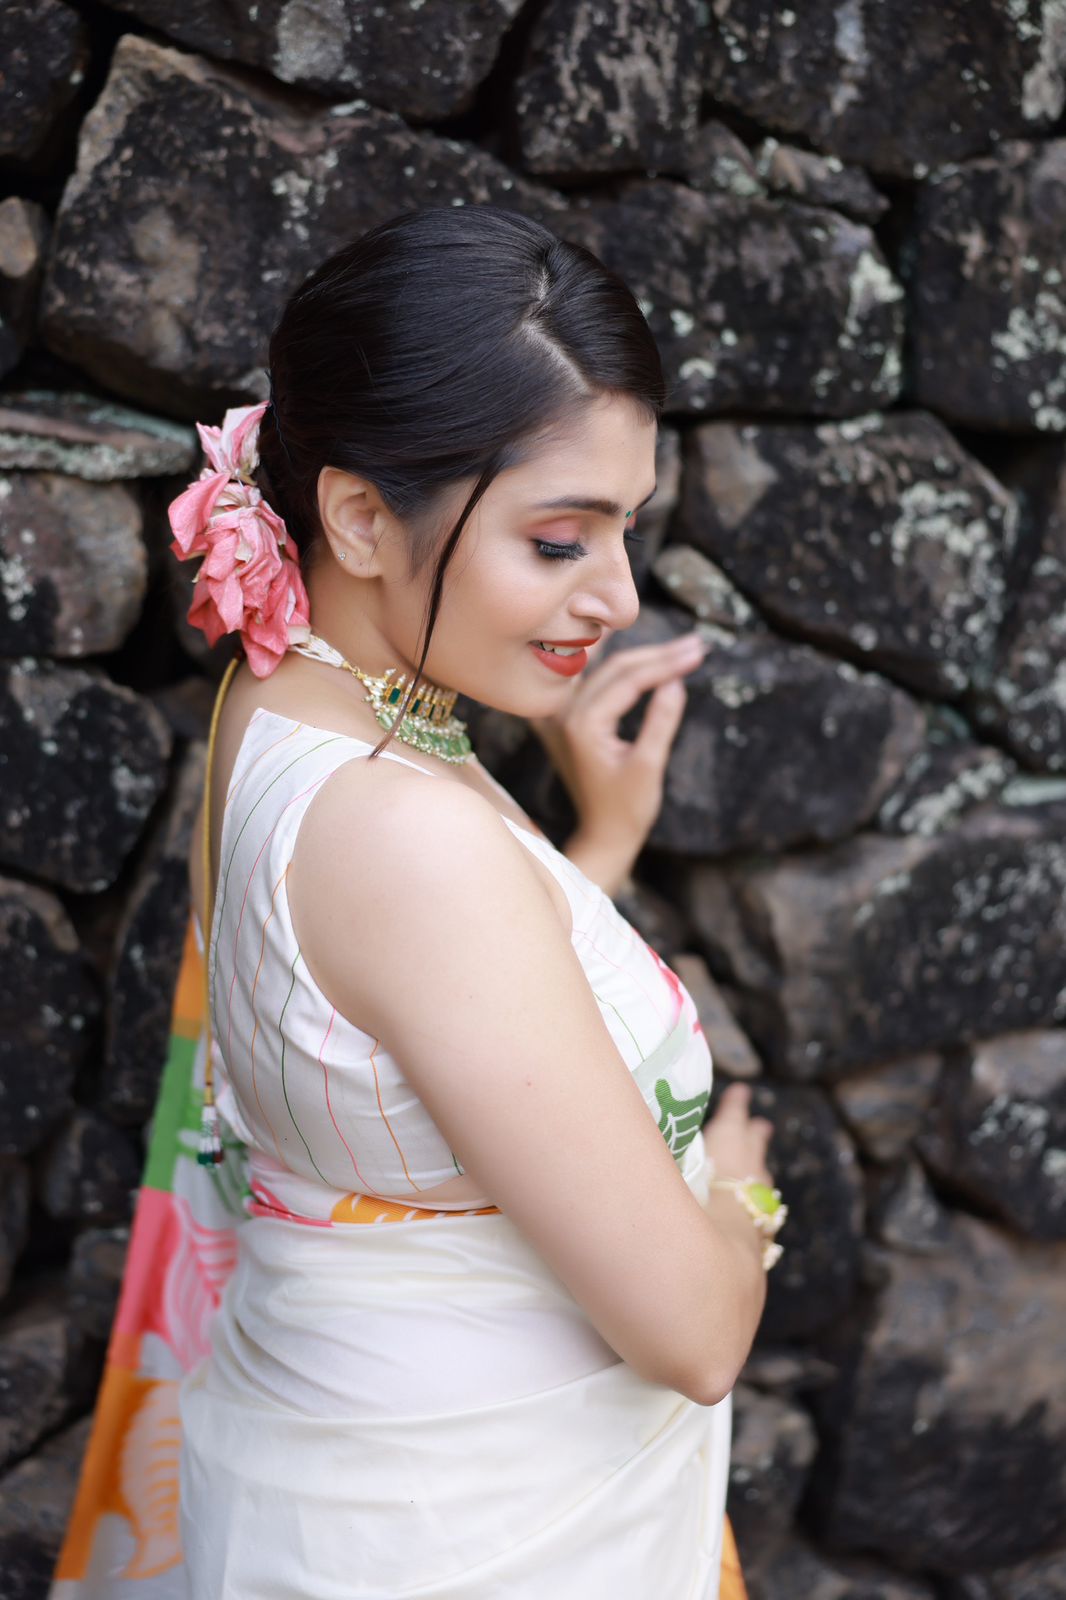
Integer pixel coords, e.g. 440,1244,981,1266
531,484,657,517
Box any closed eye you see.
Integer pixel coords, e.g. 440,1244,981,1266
536,514,645,563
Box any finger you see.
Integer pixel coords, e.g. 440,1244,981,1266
712,1083,753,1118
580,641,706,728
631,677,687,764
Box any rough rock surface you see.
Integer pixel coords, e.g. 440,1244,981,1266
0,199,50,379
0,1413,92,1600
674,792,1066,1078
969,440,1066,770
810,1211,1066,1571
65,1225,129,1343
39,35,565,414
100,0,524,117
0,0,90,169
744,1082,865,1339
832,1053,943,1165
752,139,889,225
611,606,927,856
0,658,172,893
102,743,205,1124
0,1160,30,1302
727,1384,819,1580
562,179,904,417
907,140,1066,432
747,1531,938,1600
0,389,198,479
0,1277,100,1473
916,1030,1066,1239
34,1108,142,1227
0,469,146,656
0,877,99,1157
513,0,705,179
677,412,1020,698
704,2,1066,179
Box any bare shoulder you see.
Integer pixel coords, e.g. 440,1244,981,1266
288,754,558,1011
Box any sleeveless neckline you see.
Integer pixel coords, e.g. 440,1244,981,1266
240,707,558,854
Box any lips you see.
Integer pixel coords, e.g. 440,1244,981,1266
532,638,600,646
529,641,590,676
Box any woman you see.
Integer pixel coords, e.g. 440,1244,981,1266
51,204,784,1600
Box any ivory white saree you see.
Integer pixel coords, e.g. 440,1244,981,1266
50,710,749,1599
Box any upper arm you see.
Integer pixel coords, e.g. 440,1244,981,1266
288,764,721,1398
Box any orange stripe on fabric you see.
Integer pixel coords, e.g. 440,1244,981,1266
317,1005,373,1191
368,1035,420,1188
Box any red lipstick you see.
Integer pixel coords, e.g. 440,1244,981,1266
529,640,594,676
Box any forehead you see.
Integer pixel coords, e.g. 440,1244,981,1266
503,403,658,504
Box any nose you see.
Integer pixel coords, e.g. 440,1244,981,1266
573,544,642,636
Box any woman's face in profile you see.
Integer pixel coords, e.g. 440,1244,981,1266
415,394,658,716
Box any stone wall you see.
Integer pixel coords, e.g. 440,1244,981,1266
2,2,1066,1596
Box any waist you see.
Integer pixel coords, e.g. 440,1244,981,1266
203,1205,620,1418
245,1147,499,1227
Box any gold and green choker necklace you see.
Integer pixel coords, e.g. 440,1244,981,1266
287,630,473,764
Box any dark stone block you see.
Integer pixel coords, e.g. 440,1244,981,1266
0,658,172,893
34,1109,142,1227
809,1212,1066,1572
100,0,523,117
0,1413,92,1600
513,0,705,180
0,389,198,479
0,1276,99,1473
0,0,90,169
727,1383,818,1580
677,412,1019,700
0,1159,31,1305
66,1224,129,1342
39,35,566,414
562,179,904,418
742,1083,864,1342
908,141,1066,433
0,470,146,657
676,793,1066,1079
0,877,98,1158
703,3,1066,180
102,742,204,1123
611,604,925,856
916,1031,1066,1240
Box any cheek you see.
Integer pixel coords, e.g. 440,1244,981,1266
450,546,551,634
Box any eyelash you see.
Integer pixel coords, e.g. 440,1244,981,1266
535,516,646,563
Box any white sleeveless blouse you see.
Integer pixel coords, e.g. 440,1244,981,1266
207,706,716,1227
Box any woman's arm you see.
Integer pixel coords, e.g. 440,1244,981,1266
289,764,767,1403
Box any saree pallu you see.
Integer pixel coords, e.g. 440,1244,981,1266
49,910,750,1600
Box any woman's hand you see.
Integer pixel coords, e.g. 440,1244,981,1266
701,1084,776,1187
527,629,709,872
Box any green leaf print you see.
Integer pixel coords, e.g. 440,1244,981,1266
655,1079,710,1163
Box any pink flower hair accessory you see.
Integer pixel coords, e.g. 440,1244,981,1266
168,399,311,679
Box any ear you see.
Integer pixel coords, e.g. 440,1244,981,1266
316,466,394,572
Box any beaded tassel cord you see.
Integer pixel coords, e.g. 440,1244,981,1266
198,655,241,1166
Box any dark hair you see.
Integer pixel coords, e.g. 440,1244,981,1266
255,204,665,758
